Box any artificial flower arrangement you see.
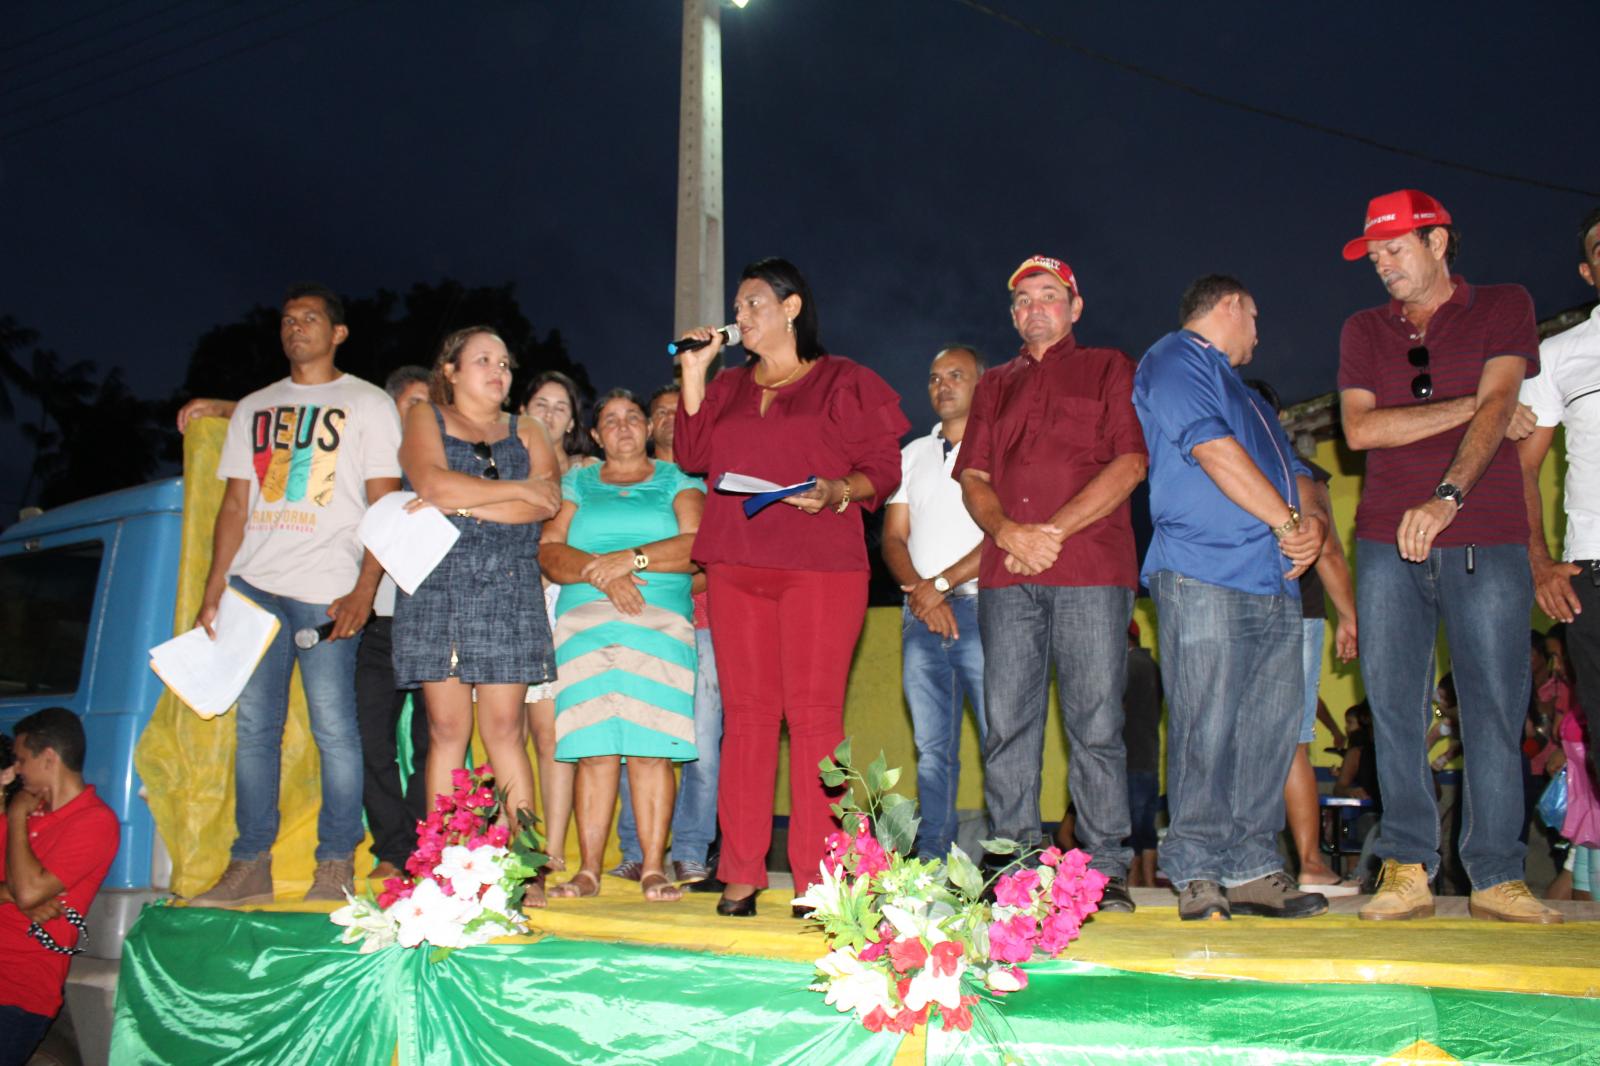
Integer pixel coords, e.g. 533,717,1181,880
330,765,547,960
792,741,1107,1040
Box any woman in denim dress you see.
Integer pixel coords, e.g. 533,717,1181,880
394,327,562,865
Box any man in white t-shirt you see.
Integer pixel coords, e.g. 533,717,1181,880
189,283,403,907
1519,206,1600,774
882,346,988,859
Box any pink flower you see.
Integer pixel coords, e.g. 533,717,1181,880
993,867,1041,908
450,768,472,790
473,763,493,778
447,809,478,834
433,794,454,813
1036,910,1082,955
929,941,964,977
940,1002,973,1032
464,786,496,810
853,833,889,878
862,1006,890,1033
486,824,510,848
858,940,888,962
986,914,1037,964
888,937,928,975
822,830,852,873
1039,846,1064,867
885,1005,927,1034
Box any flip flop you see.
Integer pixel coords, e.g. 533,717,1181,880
1299,877,1361,897
641,871,683,902
548,870,600,899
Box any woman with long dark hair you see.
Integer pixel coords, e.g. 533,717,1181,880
675,258,909,916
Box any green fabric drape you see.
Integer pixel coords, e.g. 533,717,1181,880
110,907,901,1066
111,907,1600,1065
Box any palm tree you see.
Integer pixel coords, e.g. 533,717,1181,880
0,316,39,420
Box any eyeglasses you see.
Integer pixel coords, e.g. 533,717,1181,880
1408,346,1432,401
471,440,499,480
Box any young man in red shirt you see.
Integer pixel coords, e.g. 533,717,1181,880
0,707,120,1065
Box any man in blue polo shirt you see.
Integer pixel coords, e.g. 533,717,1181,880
1133,275,1329,921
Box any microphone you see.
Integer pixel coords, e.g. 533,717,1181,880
294,620,336,650
667,324,741,356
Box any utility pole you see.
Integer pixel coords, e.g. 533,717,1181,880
674,0,725,344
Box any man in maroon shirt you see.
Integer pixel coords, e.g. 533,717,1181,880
1,708,120,1065
1337,189,1558,924
955,255,1147,911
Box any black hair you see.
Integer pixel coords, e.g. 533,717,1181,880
740,257,824,363
428,326,511,407
282,282,347,326
384,365,433,400
935,345,988,372
648,383,681,411
1414,225,1460,269
1437,673,1457,708
0,733,16,802
1178,274,1250,326
1579,207,1600,261
14,706,87,774
522,370,592,458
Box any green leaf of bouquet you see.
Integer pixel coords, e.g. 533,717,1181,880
817,755,837,773
832,737,853,768
428,946,455,964
879,792,911,812
945,845,984,898
979,837,1020,855
864,751,888,796
881,766,901,791
877,798,918,857
820,768,848,788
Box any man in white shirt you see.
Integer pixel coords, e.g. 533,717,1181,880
189,283,403,907
1519,206,1600,772
883,346,988,859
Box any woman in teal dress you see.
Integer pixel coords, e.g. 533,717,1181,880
539,389,705,902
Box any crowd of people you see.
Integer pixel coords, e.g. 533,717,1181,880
11,187,1600,1057
163,190,1600,927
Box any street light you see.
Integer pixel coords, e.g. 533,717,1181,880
674,0,747,343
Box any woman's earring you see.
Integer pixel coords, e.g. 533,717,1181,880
786,318,795,334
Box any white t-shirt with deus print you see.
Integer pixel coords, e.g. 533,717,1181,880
216,373,402,603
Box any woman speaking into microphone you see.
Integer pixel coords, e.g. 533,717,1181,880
675,257,909,916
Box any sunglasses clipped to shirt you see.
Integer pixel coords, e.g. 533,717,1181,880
1408,346,1433,401
471,440,499,479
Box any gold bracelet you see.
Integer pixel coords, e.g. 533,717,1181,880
455,508,473,519
834,478,852,514
1269,504,1301,540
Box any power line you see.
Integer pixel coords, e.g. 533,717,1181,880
4,0,213,82
1,0,129,55
1,0,318,124
0,0,376,144
950,0,1600,199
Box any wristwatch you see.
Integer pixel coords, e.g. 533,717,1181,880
632,547,649,571
1270,505,1301,540
1434,482,1464,510
932,574,951,595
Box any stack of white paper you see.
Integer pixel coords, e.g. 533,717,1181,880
715,471,818,517
149,589,281,719
357,490,461,594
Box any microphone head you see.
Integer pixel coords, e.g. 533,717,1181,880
720,323,742,347
293,627,321,650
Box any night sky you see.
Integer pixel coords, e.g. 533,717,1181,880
3,0,1597,513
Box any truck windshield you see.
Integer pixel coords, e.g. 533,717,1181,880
0,541,103,696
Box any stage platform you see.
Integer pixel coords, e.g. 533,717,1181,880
106,877,1600,1065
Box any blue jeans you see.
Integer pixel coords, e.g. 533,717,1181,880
230,577,365,862
1299,617,1327,743
979,583,1133,877
618,627,722,865
1355,540,1532,890
902,596,987,858
1150,571,1302,889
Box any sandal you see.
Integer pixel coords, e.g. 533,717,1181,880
641,871,683,902
522,870,548,910
547,870,600,899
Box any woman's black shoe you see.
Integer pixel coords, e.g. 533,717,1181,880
716,891,759,917
792,905,815,921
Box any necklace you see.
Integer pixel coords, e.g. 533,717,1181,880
754,360,807,390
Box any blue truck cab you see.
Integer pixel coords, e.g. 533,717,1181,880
0,478,185,1065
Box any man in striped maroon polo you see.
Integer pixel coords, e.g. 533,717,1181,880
1337,189,1560,924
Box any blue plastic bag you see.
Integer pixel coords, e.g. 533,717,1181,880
1537,767,1569,830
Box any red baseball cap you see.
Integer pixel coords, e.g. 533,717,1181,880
1007,254,1081,295
1341,189,1453,260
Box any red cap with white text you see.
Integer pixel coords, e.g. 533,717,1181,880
1341,189,1452,260
1007,255,1081,295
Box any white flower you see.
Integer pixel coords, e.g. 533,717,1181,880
435,844,505,896
479,882,510,916
792,861,863,919
881,899,956,944
902,952,966,1013
391,877,476,949
982,964,1024,993
814,948,896,1019
329,892,398,954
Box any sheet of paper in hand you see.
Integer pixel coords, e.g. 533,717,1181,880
149,588,281,719
358,490,462,595
716,472,819,517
